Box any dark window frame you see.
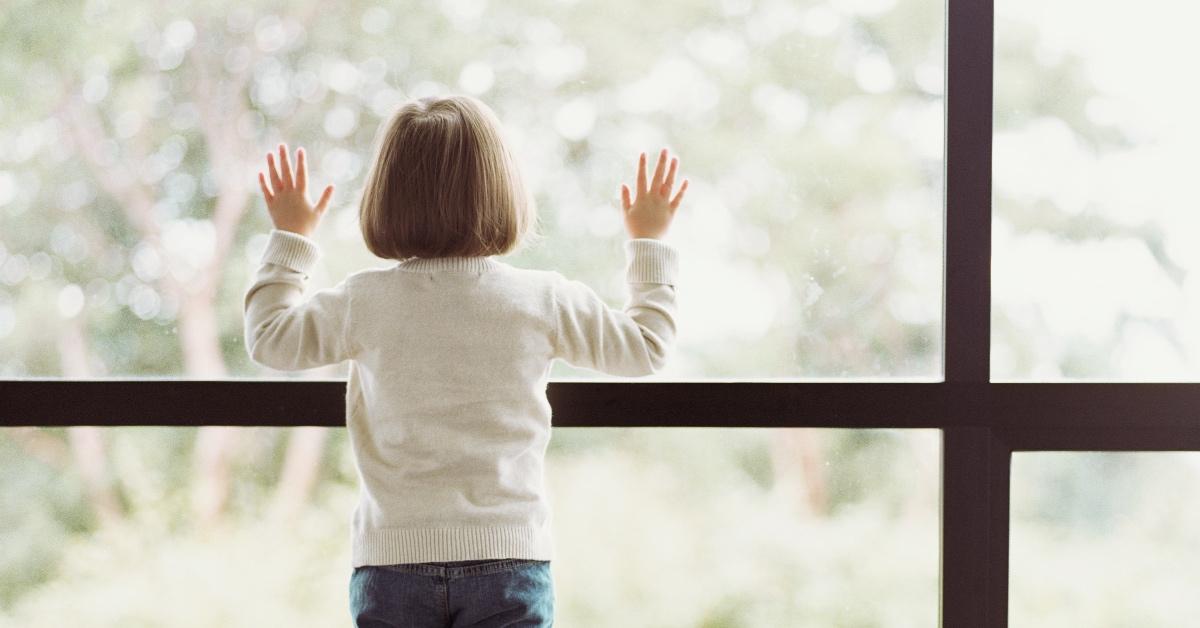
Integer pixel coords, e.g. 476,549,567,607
3,0,1195,624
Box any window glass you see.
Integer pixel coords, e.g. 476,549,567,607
0,0,943,379
1010,452,1200,625
0,427,939,625
993,0,1200,380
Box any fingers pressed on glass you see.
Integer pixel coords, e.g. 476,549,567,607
267,153,283,189
620,184,632,211
651,149,667,190
315,185,335,212
670,179,689,209
296,148,308,191
636,152,648,197
278,144,293,187
257,172,274,203
663,158,678,194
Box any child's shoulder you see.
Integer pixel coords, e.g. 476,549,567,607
342,261,565,287
341,264,398,287
496,263,573,291
491,263,567,291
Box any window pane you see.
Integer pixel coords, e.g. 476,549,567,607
992,0,1200,380
0,427,939,625
1010,452,1200,625
0,0,943,379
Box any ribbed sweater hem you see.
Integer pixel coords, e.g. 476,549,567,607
351,525,554,567
624,238,679,284
260,229,321,274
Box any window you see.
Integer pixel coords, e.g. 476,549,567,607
4,0,1195,624
0,427,939,625
992,0,1200,380
1011,452,1200,625
2,0,947,623
0,0,942,380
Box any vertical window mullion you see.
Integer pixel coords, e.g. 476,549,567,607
943,0,993,383
941,0,1001,624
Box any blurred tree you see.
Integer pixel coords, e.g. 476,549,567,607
0,0,957,541
2,0,1145,622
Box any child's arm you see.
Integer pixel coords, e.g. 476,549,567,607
243,144,354,371
552,149,688,376
553,240,679,375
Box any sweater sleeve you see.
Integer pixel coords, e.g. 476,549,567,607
552,238,680,376
243,229,356,371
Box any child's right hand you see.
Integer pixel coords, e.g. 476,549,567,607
620,148,689,240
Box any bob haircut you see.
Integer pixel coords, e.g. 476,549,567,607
359,94,539,260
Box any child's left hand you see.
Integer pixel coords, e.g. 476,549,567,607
258,143,334,238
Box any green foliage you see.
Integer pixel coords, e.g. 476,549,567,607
1010,453,1200,626
0,432,90,609
3,0,1186,624
0,428,940,626
0,0,948,378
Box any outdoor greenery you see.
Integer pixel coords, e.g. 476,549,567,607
0,427,940,626
1,0,1196,624
993,1,1200,618
0,0,948,621
992,0,1200,380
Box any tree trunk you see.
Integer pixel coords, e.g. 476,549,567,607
58,315,125,527
769,429,829,518
178,284,226,377
178,284,244,529
65,20,336,532
268,427,330,520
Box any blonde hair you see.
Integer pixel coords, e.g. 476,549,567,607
359,94,539,260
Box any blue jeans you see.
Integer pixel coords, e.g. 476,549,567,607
349,559,554,627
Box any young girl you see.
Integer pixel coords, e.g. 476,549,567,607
244,94,688,627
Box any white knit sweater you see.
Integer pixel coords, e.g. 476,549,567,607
243,229,679,566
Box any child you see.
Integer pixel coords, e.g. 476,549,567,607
244,94,688,627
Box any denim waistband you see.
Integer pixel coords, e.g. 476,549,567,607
370,558,549,579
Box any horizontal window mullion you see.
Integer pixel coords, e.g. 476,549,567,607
1,380,960,429
6,381,1200,433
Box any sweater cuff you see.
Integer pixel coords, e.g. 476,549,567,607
260,229,321,275
624,238,679,285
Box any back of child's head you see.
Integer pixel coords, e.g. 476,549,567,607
359,94,539,260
